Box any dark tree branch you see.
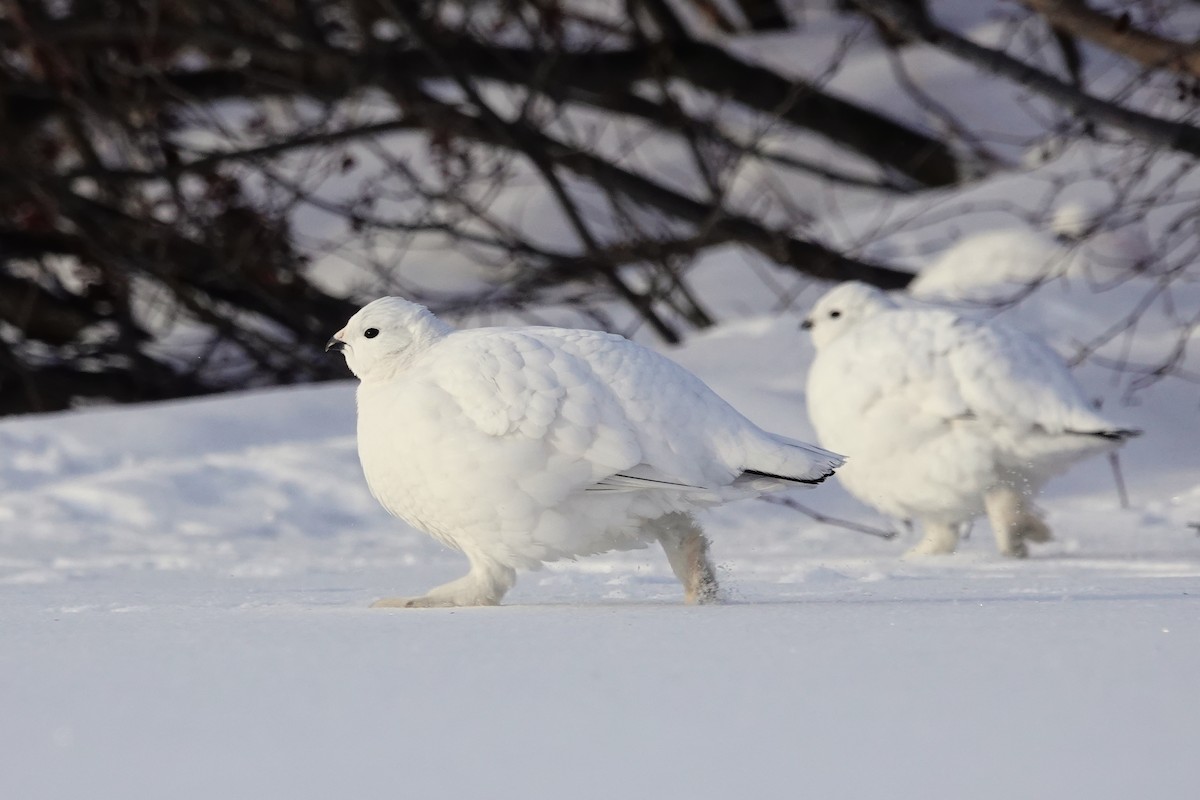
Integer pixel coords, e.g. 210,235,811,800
389,88,914,289
63,119,422,182
0,32,961,188
391,1,685,342
732,0,790,31
854,0,1200,157
1022,0,1200,79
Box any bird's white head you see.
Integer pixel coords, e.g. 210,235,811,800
801,281,898,349
326,297,453,381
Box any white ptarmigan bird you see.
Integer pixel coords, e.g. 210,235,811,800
327,297,843,607
909,199,1153,304
802,282,1138,558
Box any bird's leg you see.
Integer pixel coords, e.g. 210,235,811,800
905,520,960,557
655,513,720,604
372,557,516,608
984,486,1050,558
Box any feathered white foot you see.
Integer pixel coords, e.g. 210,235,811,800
904,521,960,558
372,560,515,608
654,513,721,604
985,486,1048,558
1014,512,1052,544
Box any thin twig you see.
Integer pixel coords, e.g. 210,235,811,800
1108,451,1131,510
759,495,898,539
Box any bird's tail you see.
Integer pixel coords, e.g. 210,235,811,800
1077,428,1142,442
735,432,845,491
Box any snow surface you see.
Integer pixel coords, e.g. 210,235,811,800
3,312,1199,800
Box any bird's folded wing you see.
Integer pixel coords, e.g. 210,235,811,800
945,320,1113,434
429,330,643,471
830,314,972,423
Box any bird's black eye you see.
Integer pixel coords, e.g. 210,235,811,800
829,310,841,319
364,328,379,339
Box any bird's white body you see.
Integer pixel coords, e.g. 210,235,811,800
804,282,1136,557
356,326,809,565
331,298,843,606
909,200,1152,304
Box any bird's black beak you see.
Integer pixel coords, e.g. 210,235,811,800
325,336,346,353
799,319,813,331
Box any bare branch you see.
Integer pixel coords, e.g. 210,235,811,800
852,0,1200,157
1022,0,1200,79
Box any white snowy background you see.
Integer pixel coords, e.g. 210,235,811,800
3,2,1200,799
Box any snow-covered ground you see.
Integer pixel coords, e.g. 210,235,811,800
3,309,1198,799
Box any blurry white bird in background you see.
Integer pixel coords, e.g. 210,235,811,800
910,196,1154,306
803,282,1139,558
328,297,843,607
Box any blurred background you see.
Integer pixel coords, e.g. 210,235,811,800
0,0,1196,416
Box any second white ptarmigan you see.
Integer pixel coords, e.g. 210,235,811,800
803,282,1138,558
327,297,843,607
